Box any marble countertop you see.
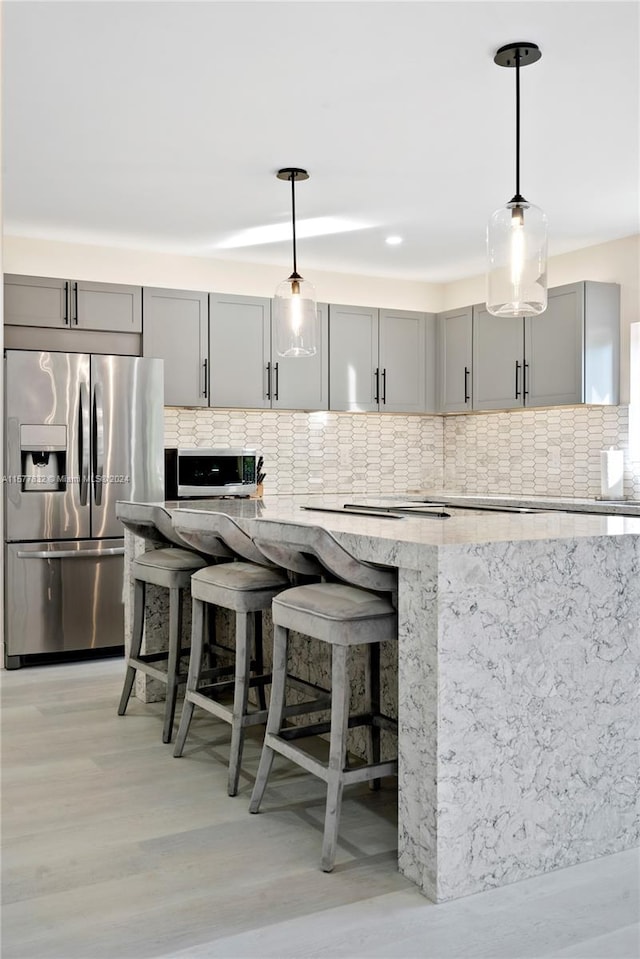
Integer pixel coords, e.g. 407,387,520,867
133,493,640,551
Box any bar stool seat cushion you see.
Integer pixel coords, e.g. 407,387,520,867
134,547,209,572
274,583,395,621
192,561,289,593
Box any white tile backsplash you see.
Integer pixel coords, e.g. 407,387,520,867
165,405,640,501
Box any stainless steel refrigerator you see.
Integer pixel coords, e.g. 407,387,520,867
4,350,164,668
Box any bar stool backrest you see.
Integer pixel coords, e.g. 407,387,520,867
171,509,272,566
251,519,397,594
117,502,234,559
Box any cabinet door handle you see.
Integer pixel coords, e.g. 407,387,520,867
464,367,470,404
381,368,387,405
266,362,272,400
524,362,529,399
202,358,208,398
73,282,79,325
374,367,380,403
63,281,69,325
515,361,521,399
274,362,279,401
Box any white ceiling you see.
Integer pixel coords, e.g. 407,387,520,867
3,1,639,284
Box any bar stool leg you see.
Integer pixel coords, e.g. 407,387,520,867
322,644,350,873
254,612,267,712
118,578,146,716
173,596,205,757
228,611,253,796
162,586,183,744
365,642,381,791
249,623,289,813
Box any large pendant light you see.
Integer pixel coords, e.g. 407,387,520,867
273,167,317,357
487,42,548,318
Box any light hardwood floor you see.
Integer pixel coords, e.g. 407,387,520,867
1,657,638,959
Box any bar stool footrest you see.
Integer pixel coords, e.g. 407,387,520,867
263,732,397,786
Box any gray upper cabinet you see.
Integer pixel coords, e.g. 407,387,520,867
526,282,619,407
272,303,329,411
437,306,473,412
330,304,430,413
472,305,525,410
379,309,429,413
471,281,620,410
209,293,271,409
329,304,379,412
4,274,141,333
142,288,209,407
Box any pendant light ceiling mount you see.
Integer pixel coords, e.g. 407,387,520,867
486,39,548,319
276,167,309,183
493,42,541,69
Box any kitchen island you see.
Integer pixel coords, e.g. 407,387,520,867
119,495,640,902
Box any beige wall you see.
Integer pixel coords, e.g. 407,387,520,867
3,235,445,313
441,234,640,403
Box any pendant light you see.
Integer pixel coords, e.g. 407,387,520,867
486,42,548,318
273,167,317,357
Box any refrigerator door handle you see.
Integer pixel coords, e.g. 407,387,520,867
79,381,90,506
17,547,125,560
93,380,105,506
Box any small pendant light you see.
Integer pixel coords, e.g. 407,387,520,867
273,167,317,357
487,42,548,318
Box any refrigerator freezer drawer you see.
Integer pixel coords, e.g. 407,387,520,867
5,539,125,659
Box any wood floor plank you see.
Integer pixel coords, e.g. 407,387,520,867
2,657,637,959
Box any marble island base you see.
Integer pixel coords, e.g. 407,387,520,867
120,496,640,902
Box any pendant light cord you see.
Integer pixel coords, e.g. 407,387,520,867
290,172,298,277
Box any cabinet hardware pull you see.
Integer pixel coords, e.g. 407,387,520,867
266,362,272,400
374,367,380,403
524,362,529,398
202,358,208,398
73,282,78,325
63,281,69,324
464,367,470,404
382,368,387,404
274,362,279,401
515,360,521,399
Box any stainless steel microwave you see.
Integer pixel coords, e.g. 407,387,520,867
165,448,258,498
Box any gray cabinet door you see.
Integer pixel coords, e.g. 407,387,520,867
379,309,426,413
472,306,524,410
437,307,473,412
209,293,271,409
329,304,379,412
525,285,584,407
75,281,142,332
143,288,209,407
4,275,70,327
272,303,329,410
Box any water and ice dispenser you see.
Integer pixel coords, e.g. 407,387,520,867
20,425,67,492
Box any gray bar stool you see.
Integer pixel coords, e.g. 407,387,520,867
116,504,232,744
171,510,329,797
248,520,398,872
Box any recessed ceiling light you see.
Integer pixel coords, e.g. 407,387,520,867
386,235,403,246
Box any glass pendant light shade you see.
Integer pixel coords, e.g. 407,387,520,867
273,273,318,357
486,198,548,316
274,167,317,357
